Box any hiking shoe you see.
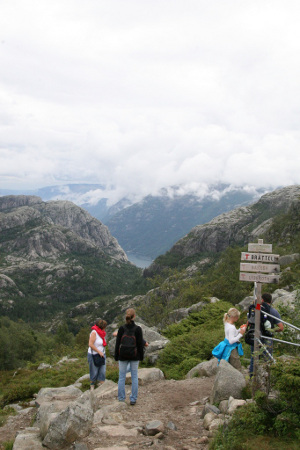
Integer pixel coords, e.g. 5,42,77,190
130,401,136,405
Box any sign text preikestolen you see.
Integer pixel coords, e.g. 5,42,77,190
240,263,280,273
241,252,279,263
248,243,273,253
239,272,280,284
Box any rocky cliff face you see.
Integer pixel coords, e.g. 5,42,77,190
0,196,139,321
0,195,127,261
169,185,300,257
145,185,300,276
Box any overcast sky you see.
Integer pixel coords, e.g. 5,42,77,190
1,0,300,204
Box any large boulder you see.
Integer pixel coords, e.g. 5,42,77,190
238,288,297,312
126,368,165,386
186,358,218,379
238,295,255,312
12,427,43,450
35,385,82,408
42,390,94,449
210,360,246,404
278,253,300,266
272,289,297,310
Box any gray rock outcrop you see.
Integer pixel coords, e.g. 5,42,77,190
210,360,246,404
147,185,300,268
125,368,165,385
186,358,219,379
0,196,127,261
238,288,298,312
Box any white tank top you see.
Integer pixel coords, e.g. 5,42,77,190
88,330,105,354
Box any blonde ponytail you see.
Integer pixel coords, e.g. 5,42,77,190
224,308,240,323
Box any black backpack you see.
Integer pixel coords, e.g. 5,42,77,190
119,325,138,360
244,302,274,346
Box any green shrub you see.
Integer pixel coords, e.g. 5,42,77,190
210,358,300,449
157,301,233,379
3,441,14,450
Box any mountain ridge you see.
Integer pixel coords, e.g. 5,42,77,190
0,195,142,322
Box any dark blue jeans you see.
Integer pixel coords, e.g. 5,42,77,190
249,338,273,377
87,353,106,384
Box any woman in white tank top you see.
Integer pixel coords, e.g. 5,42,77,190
87,318,107,389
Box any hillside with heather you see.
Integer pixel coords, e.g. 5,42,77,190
0,195,145,323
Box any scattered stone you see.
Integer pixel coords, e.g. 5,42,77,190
4,403,22,413
73,443,89,450
97,424,138,437
94,447,129,450
144,420,165,436
209,418,224,433
93,399,127,425
218,399,228,414
200,403,220,418
203,412,217,430
155,431,164,439
37,363,52,370
167,421,177,430
227,397,246,414
198,436,209,444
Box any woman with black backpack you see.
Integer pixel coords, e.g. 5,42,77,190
114,308,144,405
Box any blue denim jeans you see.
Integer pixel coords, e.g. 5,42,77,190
249,345,254,377
118,360,139,403
87,353,106,384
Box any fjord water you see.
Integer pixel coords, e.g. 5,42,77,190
126,252,153,268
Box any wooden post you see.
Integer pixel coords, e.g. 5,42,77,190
253,281,262,392
239,238,280,395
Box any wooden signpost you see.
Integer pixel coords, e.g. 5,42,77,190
239,239,280,391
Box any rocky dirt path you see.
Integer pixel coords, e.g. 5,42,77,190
0,376,215,449
87,376,215,449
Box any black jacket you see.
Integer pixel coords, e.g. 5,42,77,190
114,321,144,361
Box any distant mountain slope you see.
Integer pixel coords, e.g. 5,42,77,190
146,185,300,274
103,187,261,259
0,184,266,260
0,196,141,322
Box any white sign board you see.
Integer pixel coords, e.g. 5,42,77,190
248,243,272,253
240,263,280,273
239,272,279,284
241,252,279,263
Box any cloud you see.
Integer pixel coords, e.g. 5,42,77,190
1,1,300,203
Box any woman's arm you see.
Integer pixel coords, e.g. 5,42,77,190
114,327,124,361
136,326,144,361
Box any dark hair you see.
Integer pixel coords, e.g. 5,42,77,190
262,293,272,304
125,308,135,324
95,319,107,329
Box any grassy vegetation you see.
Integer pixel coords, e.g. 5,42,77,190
156,301,236,379
0,351,120,410
210,360,300,449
